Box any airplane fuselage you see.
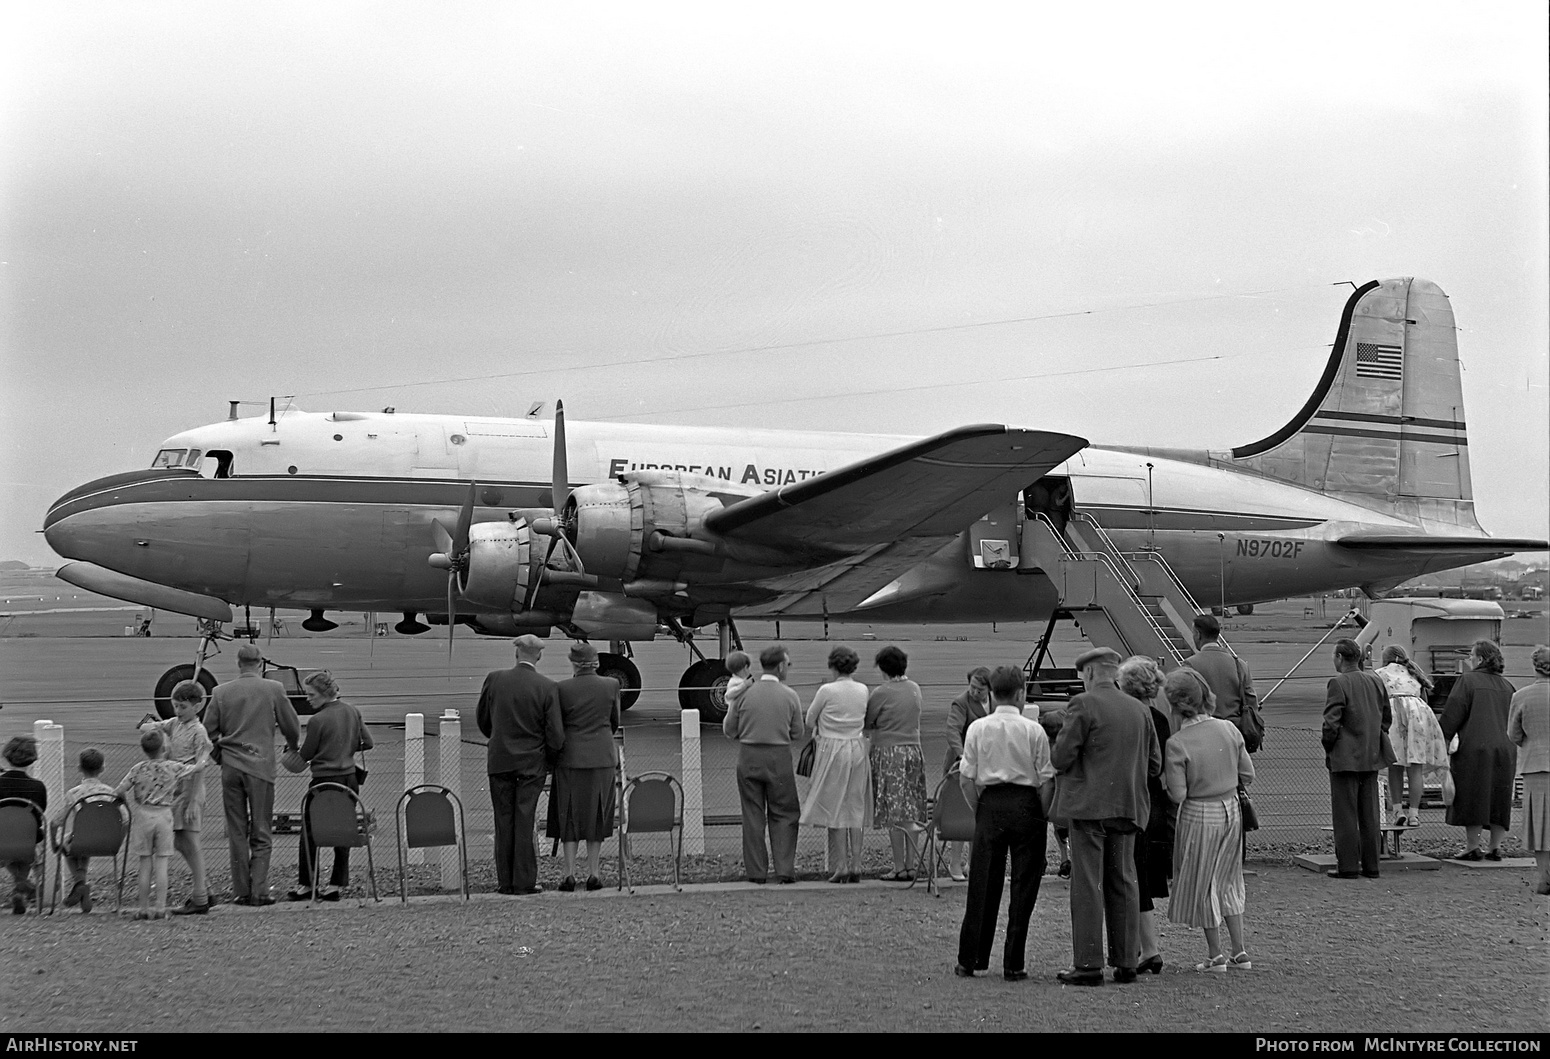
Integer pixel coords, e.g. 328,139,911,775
43,409,1485,629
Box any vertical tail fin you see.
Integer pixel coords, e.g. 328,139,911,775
1225,277,1478,528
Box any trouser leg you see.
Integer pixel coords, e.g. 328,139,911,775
1067,821,1106,971
766,753,800,879
1004,800,1046,974
488,771,518,891
511,773,544,892
958,796,1007,971
247,775,274,898
67,856,90,885
221,766,251,898
1330,773,1360,874
1355,771,1380,874
1104,828,1139,971
737,750,770,880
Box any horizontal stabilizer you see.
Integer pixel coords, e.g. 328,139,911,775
1334,534,1548,554
55,561,235,622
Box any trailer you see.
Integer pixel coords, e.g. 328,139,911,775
1353,597,1505,712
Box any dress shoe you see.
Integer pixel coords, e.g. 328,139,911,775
844,873,861,884
64,881,85,908
776,876,797,885
1453,848,1483,862
514,885,544,895
286,888,314,902
953,964,976,978
558,876,577,893
1484,850,1504,862
1057,859,1072,880
1113,968,1138,984
1360,871,1380,879
497,886,518,895
1056,969,1104,987
1326,870,1359,879
1137,954,1164,975
1003,970,1029,982
317,887,342,902
170,898,209,916
585,876,603,892
747,877,766,885
233,894,276,906
827,873,848,884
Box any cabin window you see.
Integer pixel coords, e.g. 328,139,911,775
185,449,201,466
151,449,186,468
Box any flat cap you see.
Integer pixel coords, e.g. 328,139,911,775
1073,646,1123,671
569,641,599,665
513,634,546,652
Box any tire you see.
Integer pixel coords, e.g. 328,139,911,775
677,658,731,723
597,652,642,711
1236,603,1255,616
152,665,218,720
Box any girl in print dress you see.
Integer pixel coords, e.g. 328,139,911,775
1376,645,1449,827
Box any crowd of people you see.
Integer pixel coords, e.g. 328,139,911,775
4,622,1547,940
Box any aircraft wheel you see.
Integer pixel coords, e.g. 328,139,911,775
1236,603,1255,616
678,659,731,723
597,652,642,711
152,665,218,720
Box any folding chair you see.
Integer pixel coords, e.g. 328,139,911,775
0,798,46,916
49,795,129,914
395,785,468,903
914,767,977,897
300,782,380,903
617,772,684,892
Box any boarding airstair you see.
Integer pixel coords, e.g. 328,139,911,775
1021,511,1214,668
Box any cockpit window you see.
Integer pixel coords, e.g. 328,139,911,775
186,449,201,466
152,449,187,468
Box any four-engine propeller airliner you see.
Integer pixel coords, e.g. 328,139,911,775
42,278,1547,718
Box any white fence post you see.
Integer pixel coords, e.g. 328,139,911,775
438,709,461,889
34,720,65,810
680,709,704,855
404,713,425,865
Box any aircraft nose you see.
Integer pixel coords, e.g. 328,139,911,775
43,467,185,560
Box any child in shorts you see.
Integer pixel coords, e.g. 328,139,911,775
724,651,753,711
48,748,117,913
138,681,214,914
1,735,47,914
114,730,198,919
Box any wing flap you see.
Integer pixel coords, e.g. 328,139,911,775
704,424,1087,548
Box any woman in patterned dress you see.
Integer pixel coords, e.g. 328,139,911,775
865,646,928,881
1377,645,1450,827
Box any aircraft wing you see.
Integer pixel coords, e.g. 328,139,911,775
734,538,954,617
704,424,1087,550
1334,533,1549,554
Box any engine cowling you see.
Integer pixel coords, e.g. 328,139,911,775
566,471,748,583
458,518,537,611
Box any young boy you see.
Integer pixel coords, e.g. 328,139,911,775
48,748,117,912
139,681,214,914
0,736,47,914
724,651,753,711
114,729,198,919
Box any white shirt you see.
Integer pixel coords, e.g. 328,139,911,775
960,704,1056,788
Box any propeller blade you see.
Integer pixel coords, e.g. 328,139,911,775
430,518,454,556
552,400,569,518
453,481,477,555
446,570,457,668
522,534,559,612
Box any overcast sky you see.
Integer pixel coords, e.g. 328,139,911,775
2,2,1546,566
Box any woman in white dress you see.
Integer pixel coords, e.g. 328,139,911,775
1377,644,1450,826
801,645,872,883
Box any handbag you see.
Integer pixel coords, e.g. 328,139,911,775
280,747,307,774
1234,658,1264,754
1441,770,1456,807
1237,785,1260,832
796,737,817,778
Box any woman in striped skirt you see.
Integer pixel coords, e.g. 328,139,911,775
1164,668,1256,972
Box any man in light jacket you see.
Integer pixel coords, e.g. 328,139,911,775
723,644,804,884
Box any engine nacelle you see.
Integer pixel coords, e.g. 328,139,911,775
458,518,536,611
567,471,751,582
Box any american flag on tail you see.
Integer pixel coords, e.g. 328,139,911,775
1355,342,1403,380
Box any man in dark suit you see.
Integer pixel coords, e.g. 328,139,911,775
722,644,804,884
1322,638,1395,879
1185,614,1259,742
1052,647,1162,986
477,635,565,895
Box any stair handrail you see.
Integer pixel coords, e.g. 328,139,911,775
1068,512,1144,591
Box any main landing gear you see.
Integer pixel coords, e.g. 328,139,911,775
596,643,642,711
668,618,742,723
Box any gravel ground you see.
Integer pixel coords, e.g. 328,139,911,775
3,861,1544,1033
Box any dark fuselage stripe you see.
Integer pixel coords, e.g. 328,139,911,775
1298,425,1468,446
1312,411,1466,431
